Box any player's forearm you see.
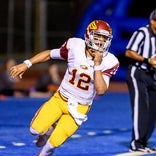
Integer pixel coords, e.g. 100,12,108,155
29,50,51,65
94,70,107,95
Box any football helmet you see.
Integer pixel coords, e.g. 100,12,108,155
85,20,113,53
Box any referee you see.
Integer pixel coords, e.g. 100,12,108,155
125,9,156,153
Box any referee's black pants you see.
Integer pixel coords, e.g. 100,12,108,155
126,65,156,148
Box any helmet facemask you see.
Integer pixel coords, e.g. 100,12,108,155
85,30,112,54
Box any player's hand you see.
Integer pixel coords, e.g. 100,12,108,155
9,63,28,79
149,54,156,68
92,51,103,65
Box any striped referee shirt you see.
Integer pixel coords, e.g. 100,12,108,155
126,25,156,69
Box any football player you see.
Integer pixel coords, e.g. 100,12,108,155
9,20,119,156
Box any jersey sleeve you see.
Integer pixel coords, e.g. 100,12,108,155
50,39,70,60
126,29,145,52
102,53,119,77
103,63,119,77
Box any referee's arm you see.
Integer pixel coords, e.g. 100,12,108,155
125,49,156,68
125,50,144,62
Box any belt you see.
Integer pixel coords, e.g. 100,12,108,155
138,67,149,72
132,64,149,72
58,90,68,102
137,67,156,79
57,90,92,106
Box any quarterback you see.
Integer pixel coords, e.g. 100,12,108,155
9,20,119,156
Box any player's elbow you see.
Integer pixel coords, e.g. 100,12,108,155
95,81,108,95
96,87,107,95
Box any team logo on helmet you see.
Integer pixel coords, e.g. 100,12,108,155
88,21,97,30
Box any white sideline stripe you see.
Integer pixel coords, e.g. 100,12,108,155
115,151,156,156
71,134,81,138
12,142,26,146
115,152,143,156
0,146,6,149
